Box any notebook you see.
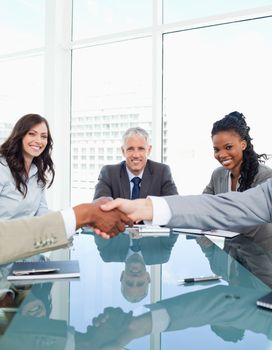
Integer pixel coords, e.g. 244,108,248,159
256,291,272,310
172,228,240,239
7,260,80,282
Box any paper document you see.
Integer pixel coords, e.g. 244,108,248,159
257,291,272,310
126,225,170,238
172,228,240,239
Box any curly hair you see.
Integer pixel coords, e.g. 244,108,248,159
0,114,55,196
211,111,268,192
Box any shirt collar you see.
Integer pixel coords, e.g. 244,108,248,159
126,166,144,181
28,163,38,178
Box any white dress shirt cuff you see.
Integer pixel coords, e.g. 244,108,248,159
147,196,172,225
61,208,76,240
151,309,170,333
64,327,75,350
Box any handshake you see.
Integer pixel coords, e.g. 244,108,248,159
73,197,153,239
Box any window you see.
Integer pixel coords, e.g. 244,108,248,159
0,56,44,128
0,0,45,55
163,17,272,194
0,0,44,156
163,0,272,23
73,0,152,40
71,37,152,203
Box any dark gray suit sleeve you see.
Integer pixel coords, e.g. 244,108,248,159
161,164,178,195
165,179,272,230
93,166,113,200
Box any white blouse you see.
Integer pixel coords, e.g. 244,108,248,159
0,157,49,219
227,171,240,192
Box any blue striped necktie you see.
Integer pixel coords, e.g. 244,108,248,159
131,177,141,199
130,239,141,252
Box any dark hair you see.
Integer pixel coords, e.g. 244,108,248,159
211,111,268,192
0,114,55,196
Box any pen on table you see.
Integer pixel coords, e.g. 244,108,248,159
177,275,222,285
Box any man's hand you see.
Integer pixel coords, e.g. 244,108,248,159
73,198,133,238
100,198,153,223
81,307,133,350
75,307,152,350
91,198,153,238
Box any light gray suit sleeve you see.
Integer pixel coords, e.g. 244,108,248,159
202,167,226,194
152,285,272,338
253,164,272,186
0,212,70,264
203,169,218,194
203,175,215,194
165,179,272,230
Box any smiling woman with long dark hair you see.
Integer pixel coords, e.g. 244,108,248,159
0,114,55,219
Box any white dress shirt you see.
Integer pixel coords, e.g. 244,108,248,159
61,208,76,240
148,196,172,225
227,171,240,191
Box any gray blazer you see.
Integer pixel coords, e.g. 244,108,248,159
203,164,272,194
0,212,69,264
149,285,272,338
164,178,272,231
202,164,272,237
93,159,178,200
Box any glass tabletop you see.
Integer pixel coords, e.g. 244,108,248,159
1,228,272,349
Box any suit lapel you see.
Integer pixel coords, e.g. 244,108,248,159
120,162,131,199
140,160,152,198
222,171,230,192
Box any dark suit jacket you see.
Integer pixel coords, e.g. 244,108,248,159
93,159,178,200
94,233,178,265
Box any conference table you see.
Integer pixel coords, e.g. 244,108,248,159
1,226,272,349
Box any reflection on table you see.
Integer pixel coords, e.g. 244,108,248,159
1,226,272,349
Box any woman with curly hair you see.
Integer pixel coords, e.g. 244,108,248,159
203,111,272,239
203,111,272,195
0,114,55,219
